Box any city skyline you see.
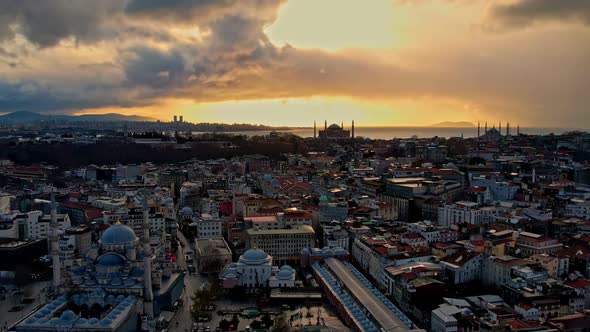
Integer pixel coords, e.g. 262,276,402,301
0,1,589,127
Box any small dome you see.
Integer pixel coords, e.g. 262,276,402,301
162,197,174,205
100,223,137,246
277,265,294,279
180,207,193,215
60,310,78,322
96,253,126,267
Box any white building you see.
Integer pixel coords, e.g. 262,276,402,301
565,199,590,219
25,211,71,240
440,251,483,285
437,202,500,227
470,176,520,201
431,304,461,332
219,248,295,288
514,303,540,321
195,213,223,239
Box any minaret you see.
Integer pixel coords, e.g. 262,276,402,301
351,120,355,139
313,121,316,138
50,191,61,293
499,121,502,134
517,124,520,135
142,193,154,318
477,121,480,138
324,120,327,130
341,121,343,129
506,122,510,136
484,121,487,133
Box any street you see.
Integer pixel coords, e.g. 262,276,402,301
0,280,50,331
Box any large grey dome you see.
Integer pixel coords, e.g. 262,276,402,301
100,223,137,246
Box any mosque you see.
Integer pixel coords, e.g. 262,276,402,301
15,193,184,331
219,248,296,289
478,121,519,141
316,121,354,140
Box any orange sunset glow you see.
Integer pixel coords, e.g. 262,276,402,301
1,0,589,127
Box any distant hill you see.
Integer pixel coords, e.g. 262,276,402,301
0,111,153,123
430,121,475,128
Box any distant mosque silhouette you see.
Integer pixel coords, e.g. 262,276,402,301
314,120,355,140
477,121,520,140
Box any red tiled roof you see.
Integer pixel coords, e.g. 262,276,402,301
469,240,485,247
402,232,424,240
516,303,533,311
400,272,417,280
564,279,590,289
374,246,388,255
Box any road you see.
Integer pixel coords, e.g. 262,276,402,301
0,280,50,331
168,230,208,332
168,231,259,332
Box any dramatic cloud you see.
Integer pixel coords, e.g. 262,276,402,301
0,0,125,47
487,0,590,30
0,0,587,127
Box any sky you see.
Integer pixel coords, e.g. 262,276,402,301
0,0,589,127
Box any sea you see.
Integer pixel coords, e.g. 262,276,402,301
191,127,582,140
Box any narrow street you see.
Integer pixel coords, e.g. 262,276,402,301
168,230,218,332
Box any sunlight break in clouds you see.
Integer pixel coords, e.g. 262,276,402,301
0,0,588,127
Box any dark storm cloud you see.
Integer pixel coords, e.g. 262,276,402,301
0,0,124,47
125,0,285,24
488,0,590,29
125,0,236,23
0,81,127,112
123,47,189,89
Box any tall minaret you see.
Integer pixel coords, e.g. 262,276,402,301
517,124,520,135
484,121,487,133
506,122,510,136
477,121,480,138
142,193,154,318
313,121,317,138
50,191,61,293
499,121,502,134
341,121,344,129
324,120,327,130
351,120,355,139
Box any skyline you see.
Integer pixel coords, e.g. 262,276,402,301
0,0,589,127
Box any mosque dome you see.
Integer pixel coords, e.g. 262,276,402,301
180,207,193,215
96,253,126,267
328,123,341,130
239,248,270,265
277,265,295,279
100,223,137,246
59,310,78,322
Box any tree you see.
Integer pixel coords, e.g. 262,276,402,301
270,313,291,332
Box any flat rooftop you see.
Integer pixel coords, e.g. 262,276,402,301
324,258,414,332
246,224,315,235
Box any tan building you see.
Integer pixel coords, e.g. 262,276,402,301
245,225,316,264
530,253,569,278
195,237,232,273
515,232,563,256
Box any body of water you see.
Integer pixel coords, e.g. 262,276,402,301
193,127,581,139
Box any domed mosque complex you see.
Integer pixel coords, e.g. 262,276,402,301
220,248,296,289
15,194,184,332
